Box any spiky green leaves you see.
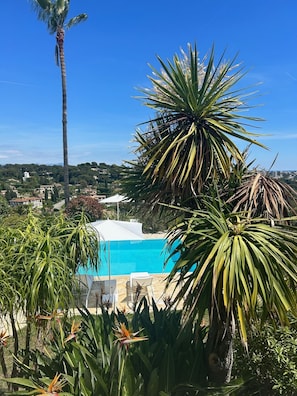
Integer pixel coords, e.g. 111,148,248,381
0,212,99,317
167,204,297,345
134,44,266,201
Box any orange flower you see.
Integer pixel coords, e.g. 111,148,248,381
64,320,81,343
35,310,64,321
0,330,9,347
113,322,148,346
118,306,127,314
36,373,66,395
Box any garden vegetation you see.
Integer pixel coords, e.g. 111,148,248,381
0,1,297,395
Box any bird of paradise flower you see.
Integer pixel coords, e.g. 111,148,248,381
35,373,67,395
35,310,64,322
64,320,81,343
0,330,9,347
113,322,148,347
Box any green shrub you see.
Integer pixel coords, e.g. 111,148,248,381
5,301,209,395
233,320,297,395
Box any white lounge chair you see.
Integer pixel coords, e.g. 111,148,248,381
99,279,118,309
129,272,150,287
128,272,154,306
74,274,94,308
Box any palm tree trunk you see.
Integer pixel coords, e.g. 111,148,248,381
0,347,8,378
57,27,70,207
9,311,20,389
206,309,235,385
23,319,32,367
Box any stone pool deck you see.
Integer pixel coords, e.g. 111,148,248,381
0,273,182,336
79,272,181,313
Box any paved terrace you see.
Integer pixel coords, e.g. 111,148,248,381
0,273,181,334
77,273,181,313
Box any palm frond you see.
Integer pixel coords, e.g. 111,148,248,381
166,203,297,344
228,171,297,219
31,0,85,34
66,14,88,29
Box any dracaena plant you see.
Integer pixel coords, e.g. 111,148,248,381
122,44,266,211
0,211,99,384
166,200,297,385
227,170,297,220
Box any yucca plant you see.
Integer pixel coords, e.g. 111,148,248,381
122,44,265,209
166,201,297,385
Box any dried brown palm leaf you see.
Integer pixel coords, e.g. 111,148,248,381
228,172,297,219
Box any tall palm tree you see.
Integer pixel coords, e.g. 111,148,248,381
31,0,87,207
166,202,297,384
123,44,266,209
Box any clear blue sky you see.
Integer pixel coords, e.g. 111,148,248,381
1,0,297,170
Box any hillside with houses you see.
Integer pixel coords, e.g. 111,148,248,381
0,162,297,211
0,162,125,210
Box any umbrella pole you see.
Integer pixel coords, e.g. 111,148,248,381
108,241,111,294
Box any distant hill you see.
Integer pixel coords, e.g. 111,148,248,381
1,163,296,202
0,162,125,198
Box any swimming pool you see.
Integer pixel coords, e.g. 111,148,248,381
78,239,176,276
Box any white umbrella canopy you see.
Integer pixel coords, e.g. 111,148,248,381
99,194,130,220
89,219,144,282
90,219,143,241
99,194,128,204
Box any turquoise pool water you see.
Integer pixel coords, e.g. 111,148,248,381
78,239,176,276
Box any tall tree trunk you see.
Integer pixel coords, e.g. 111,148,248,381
57,27,70,207
206,308,235,385
9,311,20,390
23,319,32,368
0,347,8,378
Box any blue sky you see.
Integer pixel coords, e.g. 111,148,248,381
1,0,297,170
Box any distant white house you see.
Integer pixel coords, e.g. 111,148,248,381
23,172,30,181
37,184,62,195
9,197,43,208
